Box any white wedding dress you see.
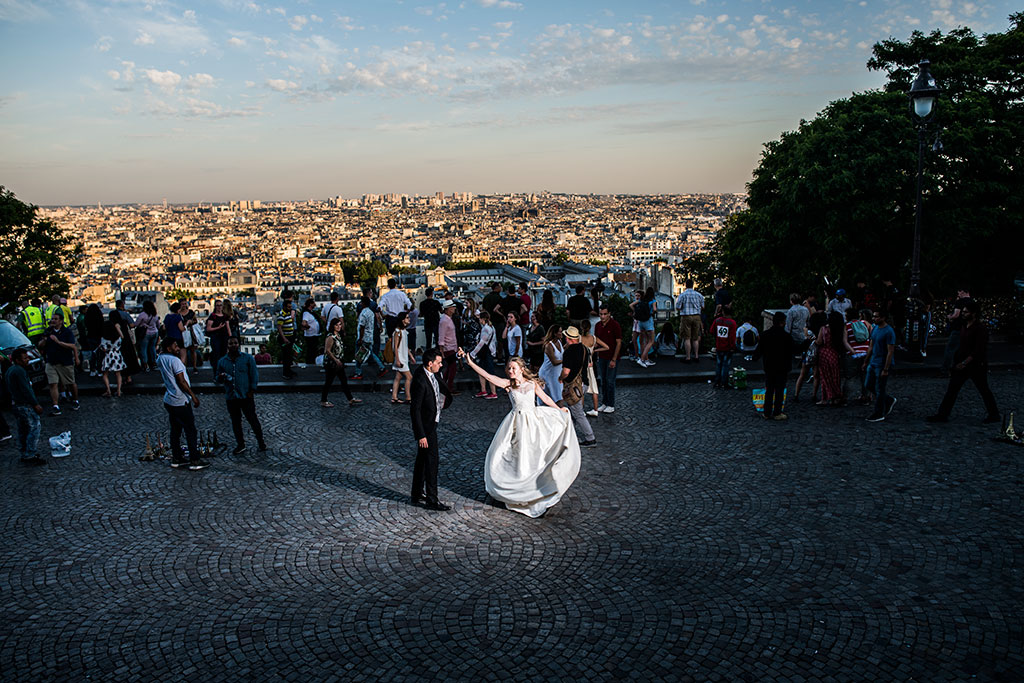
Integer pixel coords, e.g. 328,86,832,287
484,381,582,518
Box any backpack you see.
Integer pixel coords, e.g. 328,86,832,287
851,320,870,343
742,328,757,347
634,300,651,322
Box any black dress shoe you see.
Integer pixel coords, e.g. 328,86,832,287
423,501,451,511
410,496,423,507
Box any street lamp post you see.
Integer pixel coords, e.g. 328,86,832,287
905,59,940,360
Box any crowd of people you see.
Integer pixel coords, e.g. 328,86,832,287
1,278,1004,477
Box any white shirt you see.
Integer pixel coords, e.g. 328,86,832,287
302,311,320,338
357,306,376,345
426,370,442,423
158,353,190,406
379,288,411,317
323,303,344,329
506,324,523,356
736,322,759,351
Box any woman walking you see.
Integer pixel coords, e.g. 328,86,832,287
470,311,499,399
321,317,362,408
537,325,564,405
816,311,854,406
99,319,126,397
580,319,608,417
390,312,414,404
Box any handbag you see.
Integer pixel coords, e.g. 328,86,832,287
563,347,589,407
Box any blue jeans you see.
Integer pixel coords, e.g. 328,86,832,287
864,364,891,416
355,342,386,374
139,333,158,368
715,351,733,385
13,405,41,459
596,357,617,407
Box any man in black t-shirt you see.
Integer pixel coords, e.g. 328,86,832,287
566,285,592,330
942,287,973,372
420,287,444,350
560,327,596,447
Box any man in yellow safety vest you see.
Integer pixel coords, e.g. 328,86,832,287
18,299,46,345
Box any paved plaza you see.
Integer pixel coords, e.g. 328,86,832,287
2,370,1022,680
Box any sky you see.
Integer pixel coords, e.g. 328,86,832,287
0,0,1016,206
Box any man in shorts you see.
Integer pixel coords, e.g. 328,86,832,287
40,311,80,415
674,279,705,362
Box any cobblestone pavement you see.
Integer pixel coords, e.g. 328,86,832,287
2,370,1022,681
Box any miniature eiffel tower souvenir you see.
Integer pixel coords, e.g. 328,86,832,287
140,434,155,462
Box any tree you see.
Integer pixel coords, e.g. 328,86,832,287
355,259,388,286
0,186,81,304
714,14,1024,316
165,288,196,302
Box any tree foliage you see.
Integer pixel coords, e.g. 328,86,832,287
714,14,1024,315
0,186,81,304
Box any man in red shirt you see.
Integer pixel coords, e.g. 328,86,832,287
594,304,622,413
711,305,737,388
517,283,532,327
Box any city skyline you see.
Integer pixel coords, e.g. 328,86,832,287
1,0,1016,206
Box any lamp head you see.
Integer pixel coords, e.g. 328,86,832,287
909,59,940,119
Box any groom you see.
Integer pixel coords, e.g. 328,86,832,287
410,348,453,511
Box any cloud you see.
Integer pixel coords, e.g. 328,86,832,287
185,73,215,89
0,0,50,22
593,28,616,38
95,36,113,52
134,31,155,46
183,9,196,21
266,78,299,91
144,68,182,90
289,15,307,31
477,0,523,9
131,17,211,51
228,36,246,47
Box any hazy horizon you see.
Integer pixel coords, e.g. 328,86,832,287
2,0,1016,206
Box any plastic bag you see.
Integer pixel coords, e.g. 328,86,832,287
49,431,72,458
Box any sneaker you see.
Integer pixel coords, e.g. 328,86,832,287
49,406,62,416
636,358,646,367
580,439,597,448
602,406,615,414
772,413,788,421
170,458,189,469
0,434,12,442
597,404,608,412
232,445,246,455
886,397,897,415
644,359,655,367
474,391,489,398
866,413,885,423
188,460,210,471
350,374,364,380
70,400,80,411
378,369,390,378
585,409,599,417
484,393,498,400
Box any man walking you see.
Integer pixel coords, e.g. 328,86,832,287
594,304,622,414
675,279,705,362
300,298,321,365
419,287,443,350
157,338,208,470
863,310,897,423
352,294,389,380
5,349,45,465
40,311,80,415
941,287,972,373
927,301,1000,424
410,349,453,511
380,278,412,340
438,300,460,393
216,336,268,454
759,312,793,420
560,326,597,447
276,297,298,379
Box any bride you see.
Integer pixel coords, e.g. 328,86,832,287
457,349,582,518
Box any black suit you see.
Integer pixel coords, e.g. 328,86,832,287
410,366,453,504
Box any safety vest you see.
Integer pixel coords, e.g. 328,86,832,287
44,304,72,328
21,306,45,336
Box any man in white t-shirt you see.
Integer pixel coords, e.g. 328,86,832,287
301,298,321,365
736,317,760,360
322,291,345,331
379,278,412,340
157,337,207,470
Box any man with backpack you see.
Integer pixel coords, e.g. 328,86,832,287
846,309,873,402
736,317,759,361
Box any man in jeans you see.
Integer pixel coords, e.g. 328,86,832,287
863,310,897,422
560,326,596,447
594,304,622,414
352,295,388,380
157,337,208,470
216,336,268,454
5,348,45,465
276,297,298,379
927,300,1000,424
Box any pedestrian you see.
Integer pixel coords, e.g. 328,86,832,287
112,301,142,383
712,277,732,317
927,301,1000,424
537,325,564,405
320,317,362,408
482,283,505,361
216,336,268,454
654,322,677,359
580,319,608,417
826,288,853,322
503,311,523,359
40,311,80,414
793,305,826,403
470,311,499,398
84,303,105,375
135,300,160,371
559,326,597,448
784,292,810,353
352,294,388,380
736,316,759,361
675,279,704,362
438,300,460,393
390,312,414,404
254,344,272,365
223,299,241,341
524,310,547,373
409,348,453,511
163,302,186,363
380,278,413,340
863,310,897,422
460,298,480,349
759,312,793,420
180,301,201,371
847,308,873,402
300,298,321,365
941,287,972,373
517,283,532,327
206,299,230,370
5,348,45,464
710,305,738,389
156,338,207,470
18,298,45,347
566,285,591,331
537,289,557,329
99,318,126,397
815,311,854,406
594,304,622,413
322,292,345,334
420,287,443,350
631,286,656,367
276,297,298,379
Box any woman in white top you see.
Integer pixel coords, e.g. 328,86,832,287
390,312,413,404
537,325,564,405
503,312,523,359
458,351,581,518
471,311,499,398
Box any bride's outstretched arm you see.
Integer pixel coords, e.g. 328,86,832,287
457,348,510,389
535,383,568,411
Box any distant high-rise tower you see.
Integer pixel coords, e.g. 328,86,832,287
162,198,167,209
435,191,445,205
